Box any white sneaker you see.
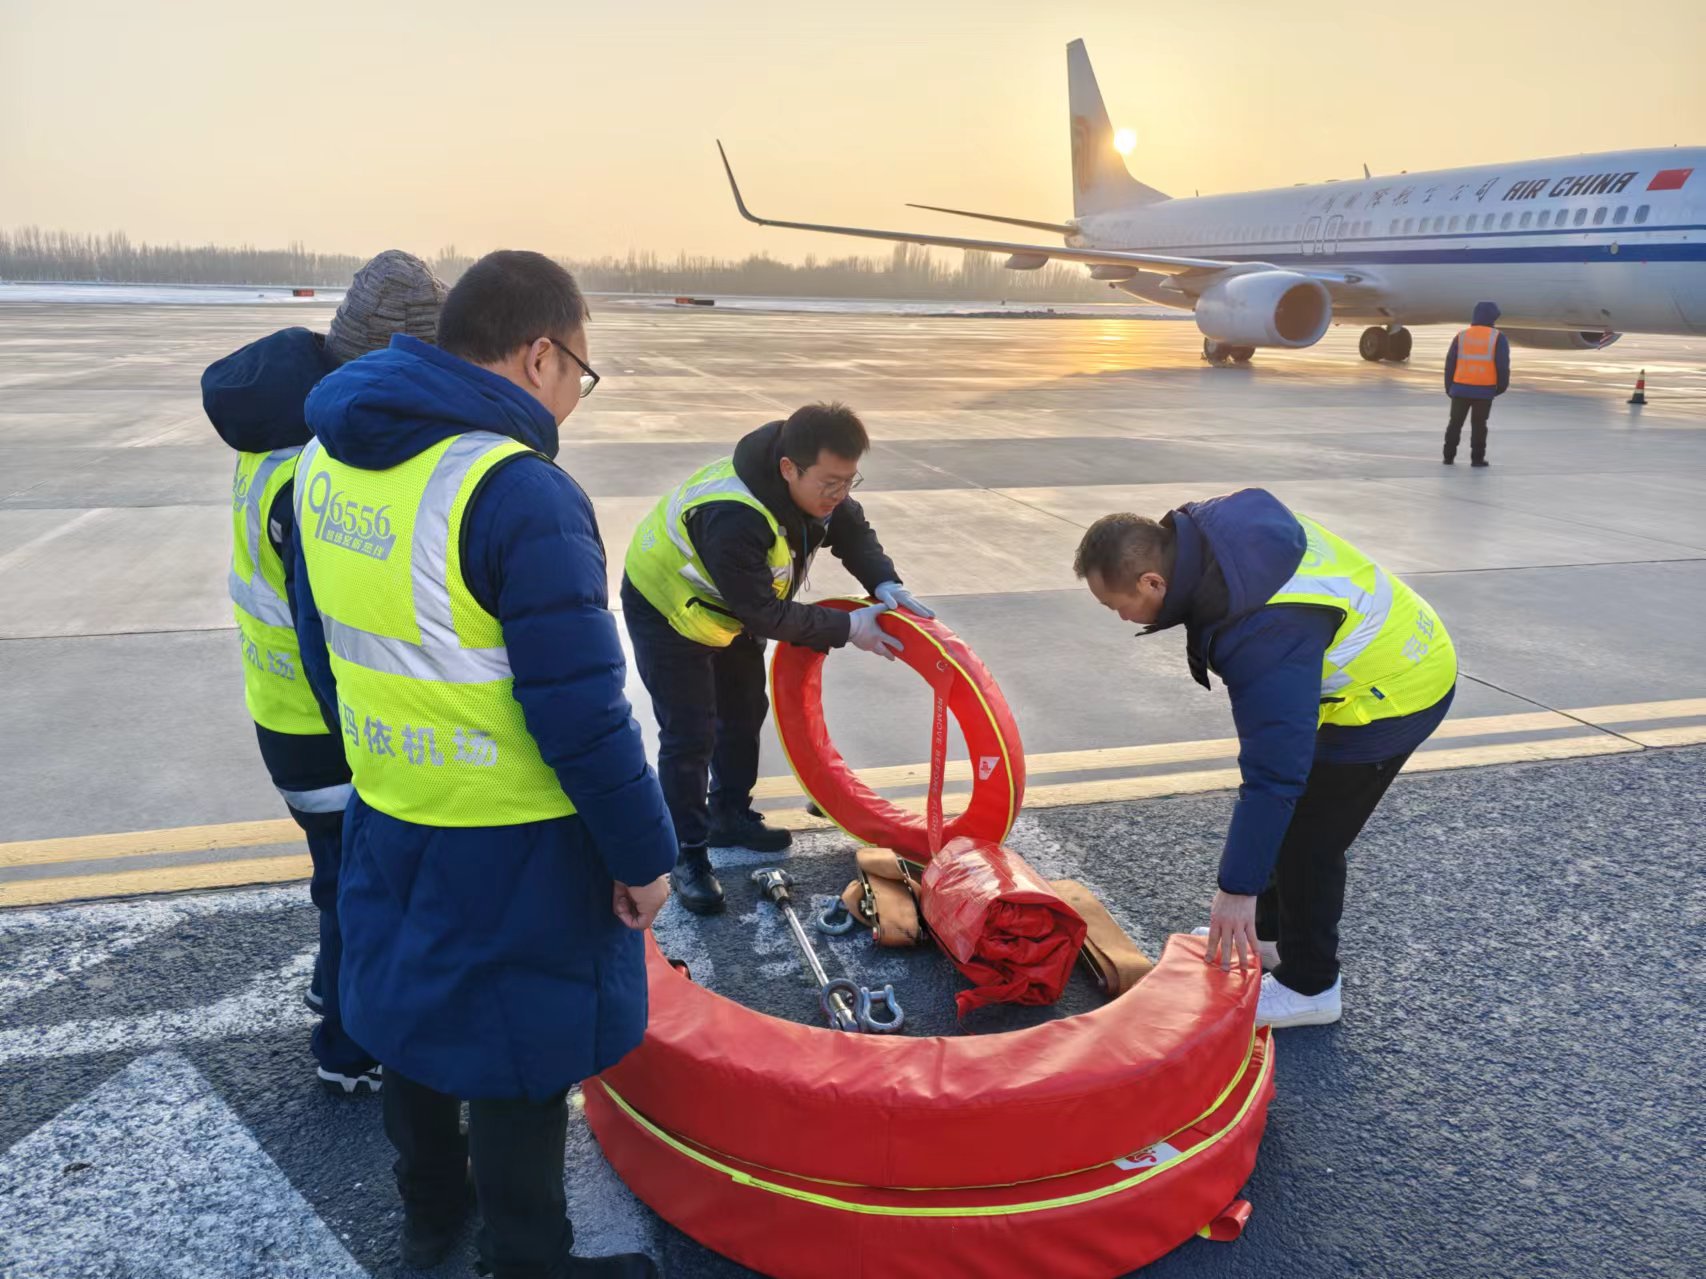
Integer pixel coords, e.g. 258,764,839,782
1255,972,1341,1028
1190,926,1279,971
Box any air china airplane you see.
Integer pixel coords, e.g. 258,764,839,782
719,39,1705,364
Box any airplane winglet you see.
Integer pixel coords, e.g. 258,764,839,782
717,141,766,226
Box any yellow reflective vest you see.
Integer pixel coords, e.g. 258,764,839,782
624,457,794,647
295,432,576,827
1268,515,1456,727
228,448,326,735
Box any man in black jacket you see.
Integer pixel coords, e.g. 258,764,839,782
621,403,930,913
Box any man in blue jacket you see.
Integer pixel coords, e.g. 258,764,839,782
1075,490,1457,1028
293,250,671,1279
1442,300,1511,467
202,250,446,1095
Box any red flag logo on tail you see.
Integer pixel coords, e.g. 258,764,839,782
1647,168,1693,191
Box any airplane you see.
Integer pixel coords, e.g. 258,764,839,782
718,39,1706,364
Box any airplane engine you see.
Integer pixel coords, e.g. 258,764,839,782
1193,271,1332,349
1499,328,1622,351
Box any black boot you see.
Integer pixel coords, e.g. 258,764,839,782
399,1165,474,1270
670,846,725,915
708,807,793,853
566,1252,660,1278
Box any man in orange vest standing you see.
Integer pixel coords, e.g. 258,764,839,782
1442,301,1510,468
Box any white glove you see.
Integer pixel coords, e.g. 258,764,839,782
874,581,935,619
846,602,903,660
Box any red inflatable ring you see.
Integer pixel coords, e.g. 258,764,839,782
587,934,1269,1278
770,598,1025,856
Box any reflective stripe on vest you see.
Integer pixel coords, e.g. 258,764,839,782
296,433,576,827
1453,325,1499,387
1266,515,1457,727
624,457,794,647
229,447,326,735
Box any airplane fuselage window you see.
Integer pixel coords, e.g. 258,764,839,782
1574,208,1588,227
1449,216,1460,231
1521,211,1533,228
1635,204,1650,223
1614,206,1628,225
1502,212,1514,229
1593,207,1607,225
1538,211,1551,227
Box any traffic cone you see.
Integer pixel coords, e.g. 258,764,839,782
1628,370,1647,406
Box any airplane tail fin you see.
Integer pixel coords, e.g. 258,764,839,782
1067,39,1167,216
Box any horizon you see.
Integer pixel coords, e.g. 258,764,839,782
3,1,1702,265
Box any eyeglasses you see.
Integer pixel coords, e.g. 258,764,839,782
813,471,863,500
547,337,600,398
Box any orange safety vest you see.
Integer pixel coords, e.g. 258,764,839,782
1453,324,1500,387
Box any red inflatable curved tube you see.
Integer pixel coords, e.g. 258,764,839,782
770,599,1025,857
585,1029,1274,1279
596,932,1259,1190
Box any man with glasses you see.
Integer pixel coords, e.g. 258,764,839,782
622,403,931,914
292,250,670,1278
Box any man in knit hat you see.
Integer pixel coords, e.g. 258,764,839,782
202,249,448,1096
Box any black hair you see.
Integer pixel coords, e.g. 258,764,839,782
780,402,869,470
1073,513,1176,586
437,250,586,365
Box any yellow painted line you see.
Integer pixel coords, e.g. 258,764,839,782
1568,698,1706,724
748,708,1588,800
0,819,300,870
0,853,311,909
1620,724,1706,748
5,698,1703,909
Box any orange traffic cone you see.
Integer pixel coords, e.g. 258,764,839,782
1628,370,1647,406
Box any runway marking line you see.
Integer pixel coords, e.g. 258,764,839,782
3,697,1703,907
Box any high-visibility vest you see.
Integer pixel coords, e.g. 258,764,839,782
295,432,576,827
624,457,795,647
228,448,326,735
1266,516,1457,727
1452,324,1500,388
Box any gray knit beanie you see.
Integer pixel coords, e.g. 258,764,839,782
325,250,449,364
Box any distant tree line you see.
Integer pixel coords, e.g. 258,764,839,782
2,228,1111,302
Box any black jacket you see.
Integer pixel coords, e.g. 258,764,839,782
683,420,899,649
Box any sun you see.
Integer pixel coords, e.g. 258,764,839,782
1113,127,1136,155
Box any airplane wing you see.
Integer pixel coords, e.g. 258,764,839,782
718,142,1367,288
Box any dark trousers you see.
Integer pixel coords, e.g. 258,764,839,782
1443,396,1492,462
383,1068,572,1279
253,724,373,1074
1255,751,1413,996
621,577,768,854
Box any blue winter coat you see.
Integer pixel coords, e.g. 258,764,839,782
1145,489,1453,895
201,326,342,750
293,335,677,1101
1443,300,1511,399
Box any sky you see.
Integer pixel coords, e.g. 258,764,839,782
3,0,1703,263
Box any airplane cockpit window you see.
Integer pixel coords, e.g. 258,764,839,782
1592,207,1607,226
1634,204,1650,224
1613,206,1628,225
1573,209,1589,226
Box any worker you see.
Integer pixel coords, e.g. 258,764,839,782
1074,489,1457,1028
620,403,931,915
1442,300,1510,467
202,249,446,1095
292,250,670,1279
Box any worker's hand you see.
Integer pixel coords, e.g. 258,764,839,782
846,601,903,660
874,581,936,620
1204,890,1260,973
614,874,670,930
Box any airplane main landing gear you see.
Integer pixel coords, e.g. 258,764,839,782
1203,339,1256,365
1359,326,1412,362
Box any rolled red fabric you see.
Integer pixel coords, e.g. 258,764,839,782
920,838,1088,1016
